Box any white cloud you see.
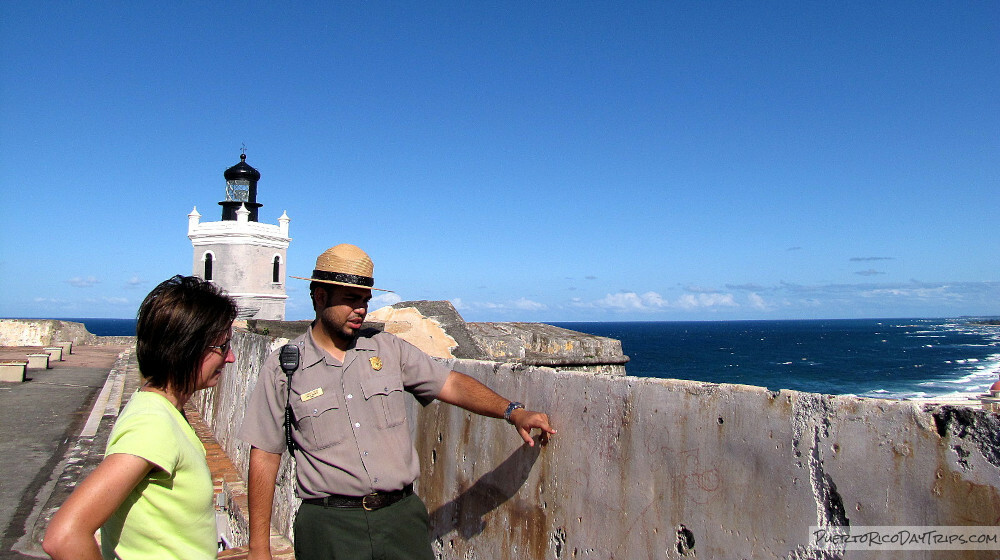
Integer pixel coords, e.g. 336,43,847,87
452,297,546,312
371,292,402,308
512,298,546,311
67,276,99,288
676,292,737,310
748,292,768,310
430,281,1000,322
596,291,669,311
860,285,960,301
594,290,738,312
641,291,667,307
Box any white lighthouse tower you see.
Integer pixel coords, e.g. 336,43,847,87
187,153,290,320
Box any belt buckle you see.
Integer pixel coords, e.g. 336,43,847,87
362,493,379,511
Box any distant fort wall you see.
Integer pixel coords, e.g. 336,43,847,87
193,327,1000,560
0,319,134,346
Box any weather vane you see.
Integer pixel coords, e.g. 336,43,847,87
241,142,247,156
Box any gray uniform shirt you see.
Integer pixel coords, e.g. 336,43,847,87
238,327,451,498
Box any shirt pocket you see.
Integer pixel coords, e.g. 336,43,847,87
290,389,345,450
361,372,406,429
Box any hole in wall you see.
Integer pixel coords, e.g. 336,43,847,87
676,524,696,555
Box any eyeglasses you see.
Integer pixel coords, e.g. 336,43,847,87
208,339,232,355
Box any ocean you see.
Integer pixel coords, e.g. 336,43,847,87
551,318,1000,400
58,318,138,337
61,317,1000,400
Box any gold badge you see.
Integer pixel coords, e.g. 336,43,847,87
369,356,383,371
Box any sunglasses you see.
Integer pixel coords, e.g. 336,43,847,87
208,339,232,355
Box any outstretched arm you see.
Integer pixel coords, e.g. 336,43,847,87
43,453,154,560
247,446,283,560
436,371,556,446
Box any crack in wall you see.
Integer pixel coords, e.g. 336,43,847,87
790,395,849,560
808,424,848,528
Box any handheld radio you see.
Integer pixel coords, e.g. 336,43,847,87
279,344,300,454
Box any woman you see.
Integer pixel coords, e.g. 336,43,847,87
43,275,237,560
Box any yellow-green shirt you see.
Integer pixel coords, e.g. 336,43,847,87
100,391,216,559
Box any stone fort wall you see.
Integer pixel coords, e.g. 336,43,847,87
0,319,135,346
192,328,1000,560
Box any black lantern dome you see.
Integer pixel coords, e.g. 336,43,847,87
220,153,263,221
224,153,262,183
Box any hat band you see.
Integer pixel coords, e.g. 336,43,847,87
313,270,374,287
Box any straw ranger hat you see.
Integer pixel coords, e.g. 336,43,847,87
292,244,391,292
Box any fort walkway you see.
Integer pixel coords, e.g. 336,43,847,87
0,344,291,559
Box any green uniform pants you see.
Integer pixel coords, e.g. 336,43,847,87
293,493,434,560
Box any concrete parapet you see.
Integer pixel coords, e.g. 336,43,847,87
26,353,50,369
94,335,137,346
247,319,312,340
191,330,1000,560
416,365,1000,559
0,360,27,382
43,346,63,361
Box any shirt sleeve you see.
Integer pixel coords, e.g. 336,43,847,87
389,333,452,404
106,408,182,476
238,351,289,454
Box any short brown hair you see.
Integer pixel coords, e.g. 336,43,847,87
136,275,238,395
309,281,339,312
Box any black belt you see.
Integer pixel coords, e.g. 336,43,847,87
301,484,413,511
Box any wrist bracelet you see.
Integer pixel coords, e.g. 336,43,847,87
504,401,525,424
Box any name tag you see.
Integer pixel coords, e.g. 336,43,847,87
301,388,324,401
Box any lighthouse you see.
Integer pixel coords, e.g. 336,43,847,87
188,153,290,320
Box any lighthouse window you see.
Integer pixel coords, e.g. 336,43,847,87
272,256,281,283
204,253,214,281
226,180,250,202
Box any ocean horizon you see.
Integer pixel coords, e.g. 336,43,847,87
552,317,1000,401
34,316,1000,400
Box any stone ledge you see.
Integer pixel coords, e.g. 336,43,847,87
468,321,629,374
185,404,294,559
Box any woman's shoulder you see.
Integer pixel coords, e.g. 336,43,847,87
107,392,189,470
119,391,179,418
112,392,184,437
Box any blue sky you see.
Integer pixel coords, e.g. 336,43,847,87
2,2,998,322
